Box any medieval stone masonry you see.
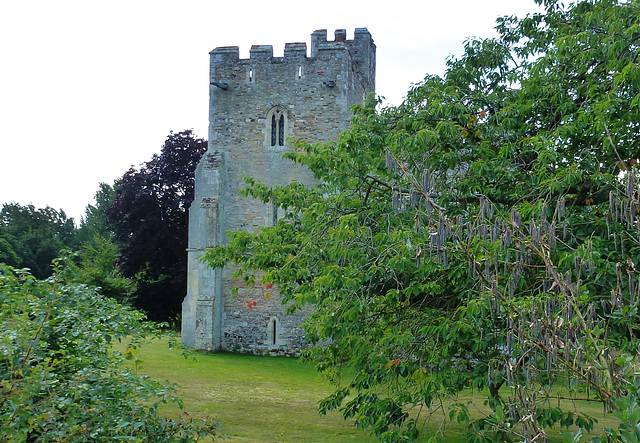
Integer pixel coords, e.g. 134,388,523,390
182,29,376,354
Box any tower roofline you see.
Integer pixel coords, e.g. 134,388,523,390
209,28,373,61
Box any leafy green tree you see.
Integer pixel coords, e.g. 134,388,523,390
0,203,77,278
203,0,640,440
107,130,207,321
77,181,118,244
0,260,217,441
70,182,136,302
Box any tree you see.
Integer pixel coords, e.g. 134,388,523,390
107,130,207,322
77,181,118,244
203,0,640,441
68,182,136,302
0,203,77,279
0,261,218,441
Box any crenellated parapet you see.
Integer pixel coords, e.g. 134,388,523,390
208,29,375,93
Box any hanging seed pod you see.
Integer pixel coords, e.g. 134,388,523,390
487,200,494,219
511,207,521,228
415,212,422,233
610,190,615,214
628,172,635,199
438,214,448,242
557,196,566,222
509,400,517,422
385,148,392,170
574,256,581,280
410,187,419,208
507,318,514,354
392,191,400,211
431,232,439,249
422,170,432,193
587,303,595,323
577,348,583,367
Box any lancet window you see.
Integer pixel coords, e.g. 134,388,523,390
268,108,286,147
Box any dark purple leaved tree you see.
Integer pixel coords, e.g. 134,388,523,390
107,130,206,321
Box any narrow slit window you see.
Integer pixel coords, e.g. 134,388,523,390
272,199,278,226
297,65,303,79
271,115,277,146
249,68,253,82
270,318,277,345
278,114,285,146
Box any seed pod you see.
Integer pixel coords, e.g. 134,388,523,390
610,190,615,214
415,212,422,233
511,207,521,228
385,148,392,170
422,170,432,193
628,173,635,199
557,196,566,222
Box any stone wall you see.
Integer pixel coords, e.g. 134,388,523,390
182,29,376,354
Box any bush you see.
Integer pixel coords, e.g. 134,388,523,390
0,260,218,442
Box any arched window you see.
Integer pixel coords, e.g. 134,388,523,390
267,108,287,147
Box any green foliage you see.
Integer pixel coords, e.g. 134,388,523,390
0,261,218,441
0,203,77,278
72,182,135,302
203,0,640,441
77,181,117,244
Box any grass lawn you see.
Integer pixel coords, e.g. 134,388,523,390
121,336,375,442
121,336,622,442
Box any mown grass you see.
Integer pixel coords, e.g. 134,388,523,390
120,336,621,442
120,336,375,442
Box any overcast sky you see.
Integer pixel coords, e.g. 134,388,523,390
0,0,541,223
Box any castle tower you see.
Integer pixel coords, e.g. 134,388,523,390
182,29,376,353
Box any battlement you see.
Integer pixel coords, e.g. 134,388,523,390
209,28,374,62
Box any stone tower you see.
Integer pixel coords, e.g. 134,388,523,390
182,29,376,353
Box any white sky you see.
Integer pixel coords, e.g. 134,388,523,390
0,0,541,223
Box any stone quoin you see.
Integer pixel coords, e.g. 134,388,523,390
182,29,376,354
